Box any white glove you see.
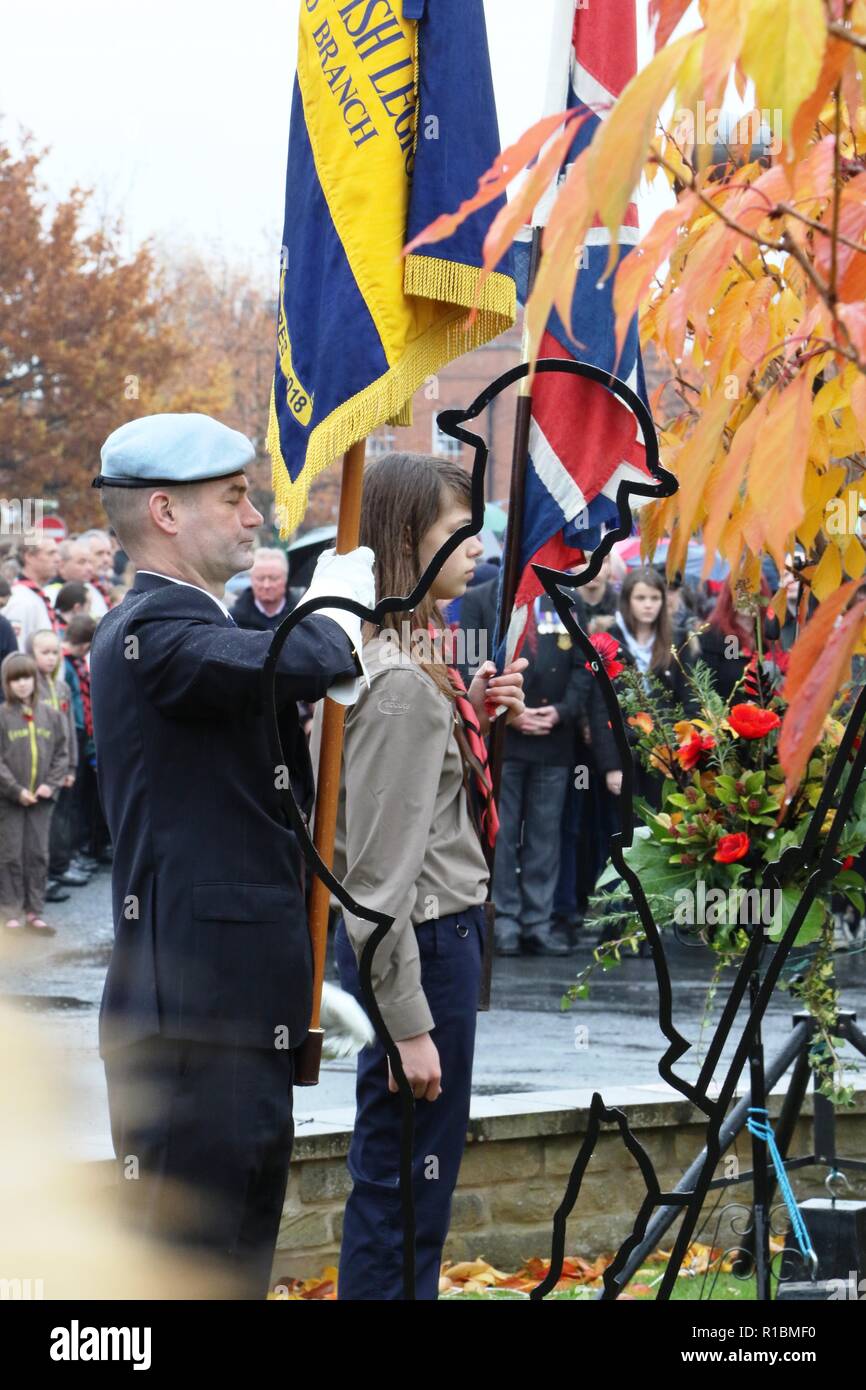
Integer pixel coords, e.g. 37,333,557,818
296,546,375,705
298,546,375,625
319,981,375,1059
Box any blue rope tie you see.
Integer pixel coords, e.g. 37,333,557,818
746,1107,818,1279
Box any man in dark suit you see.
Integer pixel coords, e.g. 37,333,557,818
0,579,20,695
230,546,300,632
89,412,374,1298
459,576,583,956
555,552,620,938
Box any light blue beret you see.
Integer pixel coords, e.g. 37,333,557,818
94,413,255,489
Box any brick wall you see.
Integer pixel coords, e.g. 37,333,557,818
271,1084,866,1284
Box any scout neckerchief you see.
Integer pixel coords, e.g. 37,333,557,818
17,578,62,634
17,701,38,792
91,576,114,609
69,655,93,737
427,622,499,850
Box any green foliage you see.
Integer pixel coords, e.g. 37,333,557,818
568,654,865,1103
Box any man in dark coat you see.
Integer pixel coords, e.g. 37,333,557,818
459,577,583,956
0,579,20,695
230,546,301,632
90,412,374,1298
554,553,620,937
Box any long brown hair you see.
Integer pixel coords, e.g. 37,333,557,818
359,452,472,698
618,567,673,672
708,576,773,652
1,652,38,703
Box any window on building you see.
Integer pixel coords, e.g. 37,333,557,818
367,427,396,459
432,420,462,459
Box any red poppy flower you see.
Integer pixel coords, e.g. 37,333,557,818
676,731,716,770
586,632,623,679
714,832,751,863
843,855,855,871
728,703,782,739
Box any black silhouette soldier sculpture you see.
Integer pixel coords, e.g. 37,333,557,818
262,359,866,1302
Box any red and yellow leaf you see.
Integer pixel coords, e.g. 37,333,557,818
783,577,864,703
403,109,580,257
740,0,827,150
650,0,694,51
738,367,818,569
790,38,852,163
613,194,700,358
780,590,866,801
589,33,697,275
667,389,731,574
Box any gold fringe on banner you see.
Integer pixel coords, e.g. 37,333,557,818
269,264,515,538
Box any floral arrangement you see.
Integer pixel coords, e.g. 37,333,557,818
570,634,866,1104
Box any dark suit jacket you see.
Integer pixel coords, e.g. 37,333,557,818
0,614,18,698
90,571,358,1056
458,577,586,766
230,584,303,633
697,624,747,702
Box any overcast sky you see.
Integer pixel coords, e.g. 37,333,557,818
1,1,670,281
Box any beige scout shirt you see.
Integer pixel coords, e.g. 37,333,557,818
311,636,489,1041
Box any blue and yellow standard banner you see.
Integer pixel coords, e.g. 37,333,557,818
269,0,516,534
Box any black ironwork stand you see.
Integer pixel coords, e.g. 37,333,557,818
611,1005,866,1297
744,966,772,1300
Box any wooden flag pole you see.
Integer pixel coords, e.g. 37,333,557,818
295,437,367,1086
487,226,543,813
474,228,542,1010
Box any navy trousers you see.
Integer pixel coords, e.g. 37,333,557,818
334,905,484,1300
104,1037,294,1300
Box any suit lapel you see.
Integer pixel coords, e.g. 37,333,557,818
130,571,234,626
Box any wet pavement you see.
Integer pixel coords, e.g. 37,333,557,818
2,870,865,1158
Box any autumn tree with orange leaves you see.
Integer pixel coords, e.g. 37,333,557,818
0,138,194,528
411,0,866,795
146,250,280,519
0,137,279,532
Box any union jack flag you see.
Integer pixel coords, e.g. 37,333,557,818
500,0,657,663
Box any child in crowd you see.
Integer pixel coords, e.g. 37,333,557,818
28,630,80,891
28,630,77,766
0,652,69,934
53,582,91,637
62,615,105,865
589,567,695,809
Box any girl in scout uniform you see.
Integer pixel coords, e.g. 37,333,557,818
29,628,80,891
312,453,526,1300
28,630,78,784
0,653,69,934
